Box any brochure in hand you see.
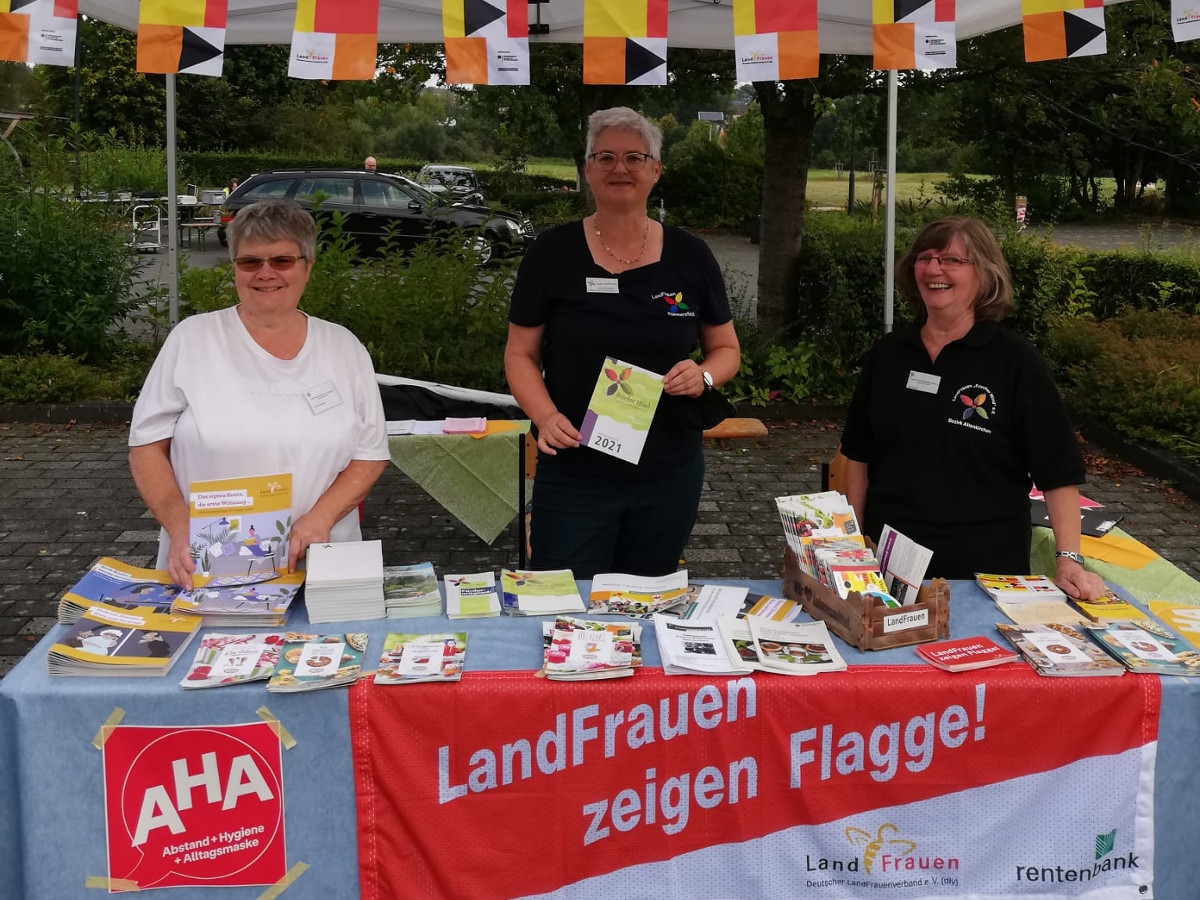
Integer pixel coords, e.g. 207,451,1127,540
383,562,443,618
542,617,641,680
180,632,285,688
266,631,368,691
48,602,201,677
171,571,303,627
58,557,183,625
188,473,292,588
444,571,501,619
914,636,1020,672
995,623,1125,677
578,356,664,465
500,569,585,616
374,632,467,684
1083,619,1200,676
588,570,690,617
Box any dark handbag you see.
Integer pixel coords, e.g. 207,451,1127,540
656,388,737,431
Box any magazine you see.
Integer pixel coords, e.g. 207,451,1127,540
383,562,443,618
578,357,664,465
745,616,847,676
976,573,1068,603
588,570,690,617
914,636,1020,672
500,568,585,616
995,623,1125,677
47,602,201,677
444,571,501,618
188,473,292,588
1084,620,1200,676
171,571,303,626
374,632,467,684
1071,591,1149,623
776,491,861,556
653,615,749,676
57,557,183,624
265,631,368,691
180,632,285,688
741,594,803,623
542,617,641,680
876,525,934,606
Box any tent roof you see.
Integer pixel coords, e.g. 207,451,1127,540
77,0,1128,54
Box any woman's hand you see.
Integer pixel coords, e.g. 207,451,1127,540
536,411,581,455
288,510,336,572
165,532,196,591
663,359,706,397
1053,557,1106,601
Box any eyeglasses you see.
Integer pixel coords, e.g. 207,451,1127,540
233,255,307,273
915,253,973,268
588,151,655,171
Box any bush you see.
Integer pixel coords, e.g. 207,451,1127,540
658,140,762,229
0,353,101,404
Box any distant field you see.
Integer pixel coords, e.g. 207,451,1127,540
805,170,949,210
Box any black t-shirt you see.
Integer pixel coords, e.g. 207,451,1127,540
840,321,1084,577
509,222,732,478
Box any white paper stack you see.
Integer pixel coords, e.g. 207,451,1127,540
304,541,386,624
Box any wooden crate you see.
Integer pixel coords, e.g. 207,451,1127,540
782,547,950,652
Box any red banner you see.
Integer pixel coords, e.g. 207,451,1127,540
351,666,1159,900
102,722,287,891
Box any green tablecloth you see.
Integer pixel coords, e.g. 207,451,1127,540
388,423,531,545
1031,525,1200,605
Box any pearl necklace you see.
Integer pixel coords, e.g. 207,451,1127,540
593,216,650,266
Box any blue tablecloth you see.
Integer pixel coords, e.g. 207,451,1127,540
1,581,1197,899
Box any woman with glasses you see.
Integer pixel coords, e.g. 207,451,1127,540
504,107,740,579
840,216,1104,598
129,200,389,588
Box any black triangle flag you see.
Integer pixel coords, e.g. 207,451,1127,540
624,39,665,85
1064,11,1105,57
178,28,223,73
893,0,931,23
464,0,506,37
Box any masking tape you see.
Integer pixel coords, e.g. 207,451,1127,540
91,707,126,750
256,706,296,749
257,861,309,899
85,875,139,890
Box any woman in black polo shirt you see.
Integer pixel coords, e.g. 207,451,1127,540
840,216,1105,598
504,107,740,579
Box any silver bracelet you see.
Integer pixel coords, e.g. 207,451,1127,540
1055,550,1085,565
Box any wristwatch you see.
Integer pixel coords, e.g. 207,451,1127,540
1055,550,1085,565
701,369,714,391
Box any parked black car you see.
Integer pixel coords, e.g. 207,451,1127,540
217,169,533,263
416,165,484,205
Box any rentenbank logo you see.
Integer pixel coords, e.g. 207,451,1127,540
1015,828,1142,885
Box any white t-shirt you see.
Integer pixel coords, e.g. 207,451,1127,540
129,306,389,568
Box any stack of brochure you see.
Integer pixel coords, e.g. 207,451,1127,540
542,616,642,680
375,632,467,684
914,636,1020,672
180,632,285,688
500,569,585,616
1072,592,1149,624
653,615,748,676
977,573,1085,626
172,571,304,627
445,571,502,618
587,570,690,617
1083,619,1200,676
266,632,368,691
383,562,443,618
995,623,1125,677
661,586,803,624
47,602,201,677
57,557,181,625
304,540,386,624
775,491,862,556
730,617,848,676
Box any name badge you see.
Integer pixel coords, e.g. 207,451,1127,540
906,371,941,394
586,277,619,294
304,381,343,415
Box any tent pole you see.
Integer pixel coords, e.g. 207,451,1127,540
883,69,898,335
166,73,179,327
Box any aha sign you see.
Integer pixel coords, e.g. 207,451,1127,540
102,722,286,891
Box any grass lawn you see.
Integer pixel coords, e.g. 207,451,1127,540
804,170,949,209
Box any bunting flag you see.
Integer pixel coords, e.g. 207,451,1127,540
583,0,667,85
732,0,818,82
0,0,76,66
1022,0,1107,62
136,0,227,76
873,0,957,70
443,0,529,85
1171,0,1200,43
289,0,379,80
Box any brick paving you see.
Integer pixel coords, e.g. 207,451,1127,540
3,415,1199,677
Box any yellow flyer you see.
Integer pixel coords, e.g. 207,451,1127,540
188,473,292,588
578,357,663,465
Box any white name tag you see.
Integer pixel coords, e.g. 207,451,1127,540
586,277,619,294
906,371,941,394
304,381,343,415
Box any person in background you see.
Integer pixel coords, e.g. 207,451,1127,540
364,156,377,171
129,200,389,589
225,178,238,197
839,216,1105,599
504,106,740,580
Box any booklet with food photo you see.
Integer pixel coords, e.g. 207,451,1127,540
745,616,848,676
914,635,1020,672
47,602,202,677
500,568,585,616
588,570,690,617
1083,619,1200,676
578,357,664,465
180,632,285,688
172,571,303,627
542,617,641,680
188,473,292,588
653,615,749,676
375,632,467,685
995,623,1125,677
266,631,367,692
57,557,183,625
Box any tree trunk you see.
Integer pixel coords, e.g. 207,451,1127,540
755,81,818,336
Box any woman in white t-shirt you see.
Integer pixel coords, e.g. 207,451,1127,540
129,200,389,589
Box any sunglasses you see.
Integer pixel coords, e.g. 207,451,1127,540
233,255,307,273
914,254,973,268
587,151,655,171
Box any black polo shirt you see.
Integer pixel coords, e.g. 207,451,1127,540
840,321,1084,578
509,222,732,479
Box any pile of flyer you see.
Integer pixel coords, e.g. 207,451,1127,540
266,632,368,691
375,632,467,684
587,570,690,617
654,614,847,677
541,616,642,680
173,572,305,627
500,569,585,616
304,540,385,624
382,562,442,618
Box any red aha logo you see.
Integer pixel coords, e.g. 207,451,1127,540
102,723,286,890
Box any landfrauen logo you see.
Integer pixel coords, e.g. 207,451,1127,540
844,822,961,877
653,291,694,316
948,383,995,434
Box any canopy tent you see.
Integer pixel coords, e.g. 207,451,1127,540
74,0,1132,328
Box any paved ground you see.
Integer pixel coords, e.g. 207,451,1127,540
3,416,1198,677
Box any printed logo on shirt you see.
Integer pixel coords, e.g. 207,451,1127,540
947,383,995,435
653,290,695,317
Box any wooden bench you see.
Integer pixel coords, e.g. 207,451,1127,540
702,417,768,444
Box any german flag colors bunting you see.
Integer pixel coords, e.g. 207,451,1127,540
873,0,956,71
443,0,529,85
0,0,76,66
1023,0,1107,62
584,0,667,85
732,0,818,82
289,0,379,80
136,0,227,76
